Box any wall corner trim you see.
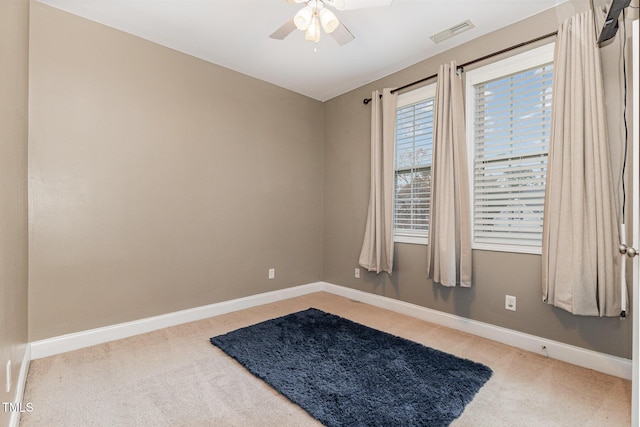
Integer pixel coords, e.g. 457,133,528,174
29,281,631,380
8,344,31,427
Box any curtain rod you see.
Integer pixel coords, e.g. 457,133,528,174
362,31,558,105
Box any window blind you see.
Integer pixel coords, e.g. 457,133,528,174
394,98,434,239
472,63,553,248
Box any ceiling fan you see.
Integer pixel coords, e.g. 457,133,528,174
270,0,393,45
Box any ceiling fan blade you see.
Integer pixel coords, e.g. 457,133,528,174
270,18,297,40
330,0,393,11
330,22,355,46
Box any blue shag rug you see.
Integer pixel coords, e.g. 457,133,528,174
210,308,492,427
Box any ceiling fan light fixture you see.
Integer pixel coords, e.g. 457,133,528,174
294,5,314,30
305,16,321,42
270,0,355,46
318,8,339,33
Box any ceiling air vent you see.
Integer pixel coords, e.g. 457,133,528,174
430,19,475,44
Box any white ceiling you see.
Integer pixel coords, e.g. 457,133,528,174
35,0,567,101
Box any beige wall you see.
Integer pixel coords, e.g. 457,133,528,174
28,2,325,341
323,2,634,359
28,0,634,360
0,0,30,423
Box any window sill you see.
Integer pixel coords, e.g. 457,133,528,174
394,235,428,245
472,243,542,255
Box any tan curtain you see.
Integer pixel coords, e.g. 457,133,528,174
359,89,398,274
542,9,621,316
427,62,472,287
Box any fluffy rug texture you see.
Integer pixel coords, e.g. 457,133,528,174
210,308,493,427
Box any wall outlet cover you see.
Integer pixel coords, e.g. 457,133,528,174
505,295,516,311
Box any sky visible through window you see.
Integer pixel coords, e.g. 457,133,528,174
394,97,434,237
473,63,553,247
392,60,553,248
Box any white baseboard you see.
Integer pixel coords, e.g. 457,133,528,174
8,344,30,427
30,282,324,360
320,282,632,380
29,281,631,380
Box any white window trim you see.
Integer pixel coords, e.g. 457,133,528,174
397,84,436,109
465,43,555,255
394,83,436,246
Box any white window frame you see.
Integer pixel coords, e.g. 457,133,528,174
394,83,436,245
465,43,555,254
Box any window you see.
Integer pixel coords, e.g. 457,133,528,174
394,84,436,245
466,44,554,254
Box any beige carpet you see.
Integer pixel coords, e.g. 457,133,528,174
21,292,631,426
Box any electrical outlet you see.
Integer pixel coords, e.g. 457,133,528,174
355,268,360,278
505,295,516,311
6,360,11,393
268,268,275,279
